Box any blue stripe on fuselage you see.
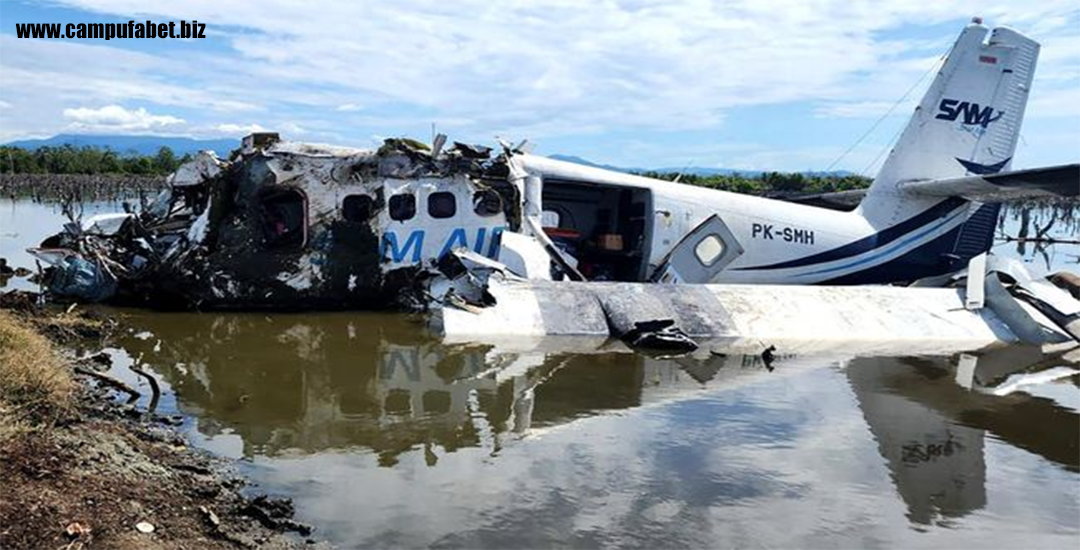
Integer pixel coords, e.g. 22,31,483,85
820,223,967,284
734,197,967,271
795,206,968,277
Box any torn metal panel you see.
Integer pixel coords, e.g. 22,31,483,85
917,255,1080,344
81,213,135,236
31,135,521,309
168,150,225,187
594,285,697,352
41,253,117,302
496,231,553,280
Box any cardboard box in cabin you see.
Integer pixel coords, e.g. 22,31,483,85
597,233,623,251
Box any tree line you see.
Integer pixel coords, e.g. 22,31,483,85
637,171,872,195
0,145,190,176
0,144,873,195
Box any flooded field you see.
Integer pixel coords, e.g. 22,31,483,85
3,198,1079,547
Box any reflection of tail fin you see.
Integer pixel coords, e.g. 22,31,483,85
859,22,1040,225
846,357,987,524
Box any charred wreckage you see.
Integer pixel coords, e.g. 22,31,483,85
31,134,520,310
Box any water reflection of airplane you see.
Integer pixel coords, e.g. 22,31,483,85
112,312,784,463
846,346,1078,525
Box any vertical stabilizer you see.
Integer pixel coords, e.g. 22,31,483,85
858,22,1039,225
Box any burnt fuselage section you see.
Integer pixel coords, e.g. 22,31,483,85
33,136,519,310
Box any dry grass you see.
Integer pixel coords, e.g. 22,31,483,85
0,311,75,440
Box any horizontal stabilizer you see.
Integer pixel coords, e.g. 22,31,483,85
900,163,1079,201
777,189,865,211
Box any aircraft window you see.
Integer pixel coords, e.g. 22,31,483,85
342,194,375,222
428,191,457,219
389,193,416,221
384,390,411,415
473,189,503,217
694,234,725,266
257,188,306,250
423,391,452,414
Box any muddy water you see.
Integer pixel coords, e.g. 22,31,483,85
3,198,1080,547
101,312,1079,548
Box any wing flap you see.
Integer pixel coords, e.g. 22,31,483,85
900,163,1079,200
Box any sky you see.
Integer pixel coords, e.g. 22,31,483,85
0,0,1077,172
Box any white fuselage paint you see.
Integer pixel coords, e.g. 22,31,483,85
515,155,970,285
374,155,969,285
371,153,971,285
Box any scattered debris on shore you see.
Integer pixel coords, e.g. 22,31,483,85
0,304,328,549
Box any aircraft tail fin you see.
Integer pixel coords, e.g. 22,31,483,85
858,22,1040,225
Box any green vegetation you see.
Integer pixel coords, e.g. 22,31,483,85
0,145,189,176
638,171,872,195
0,144,873,195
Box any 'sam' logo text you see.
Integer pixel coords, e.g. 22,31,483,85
935,98,1003,128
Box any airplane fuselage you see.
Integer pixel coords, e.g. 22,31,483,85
374,154,982,287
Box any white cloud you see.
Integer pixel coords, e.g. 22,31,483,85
814,101,917,119
32,1,1077,132
0,37,260,112
191,121,306,138
278,122,306,135
63,104,184,131
206,123,269,136
2,0,1078,167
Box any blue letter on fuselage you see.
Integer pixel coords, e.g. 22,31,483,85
439,228,469,258
381,230,424,263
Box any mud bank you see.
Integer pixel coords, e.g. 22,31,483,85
0,302,327,549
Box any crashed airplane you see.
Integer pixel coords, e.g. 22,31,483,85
33,135,519,309
29,20,1080,352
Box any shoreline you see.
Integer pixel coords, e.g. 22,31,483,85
0,302,327,549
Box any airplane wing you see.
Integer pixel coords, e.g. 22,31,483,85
899,163,1079,201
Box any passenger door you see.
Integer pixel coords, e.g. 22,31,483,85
651,214,743,284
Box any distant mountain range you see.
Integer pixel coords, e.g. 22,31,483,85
3,134,238,157
3,134,854,176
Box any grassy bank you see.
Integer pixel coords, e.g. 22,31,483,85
0,307,323,549
0,311,75,441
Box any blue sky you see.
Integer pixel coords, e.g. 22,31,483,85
0,0,1077,172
